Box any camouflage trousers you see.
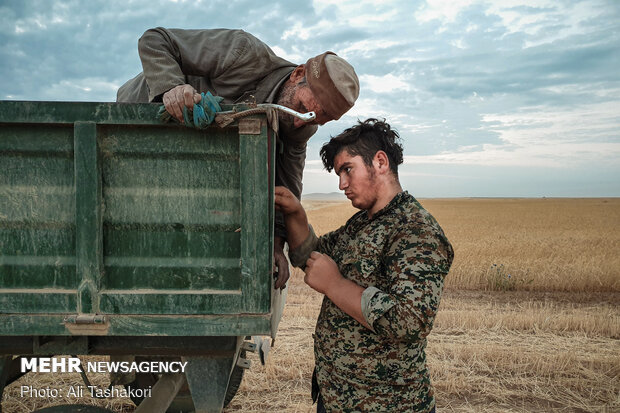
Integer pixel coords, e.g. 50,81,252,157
315,389,437,412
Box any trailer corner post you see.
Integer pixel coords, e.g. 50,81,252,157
74,121,102,315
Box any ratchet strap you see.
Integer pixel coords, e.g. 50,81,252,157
157,92,316,130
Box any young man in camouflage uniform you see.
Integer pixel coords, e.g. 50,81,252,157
275,119,454,412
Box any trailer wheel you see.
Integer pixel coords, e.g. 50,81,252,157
223,352,245,407
125,361,194,413
126,353,245,412
33,405,116,413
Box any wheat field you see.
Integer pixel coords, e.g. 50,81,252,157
2,198,619,412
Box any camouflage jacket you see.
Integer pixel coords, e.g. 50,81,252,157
290,191,454,412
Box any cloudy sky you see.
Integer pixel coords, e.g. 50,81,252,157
1,0,618,197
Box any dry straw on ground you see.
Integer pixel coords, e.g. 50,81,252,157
2,198,619,412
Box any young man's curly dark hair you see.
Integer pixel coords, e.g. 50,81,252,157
320,118,404,177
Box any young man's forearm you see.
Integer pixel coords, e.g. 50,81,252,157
325,277,372,330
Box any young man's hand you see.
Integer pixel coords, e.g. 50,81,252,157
304,251,341,295
305,251,372,330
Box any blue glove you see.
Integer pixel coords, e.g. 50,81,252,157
184,91,224,128
158,91,223,128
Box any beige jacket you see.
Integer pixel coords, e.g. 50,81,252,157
117,27,318,237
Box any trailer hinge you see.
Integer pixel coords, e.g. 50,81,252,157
242,341,257,353
64,314,107,325
236,356,251,369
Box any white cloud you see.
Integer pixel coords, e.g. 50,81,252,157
415,0,476,23
405,100,620,168
405,141,620,167
482,101,620,146
344,97,384,119
414,0,609,49
39,78,120,101
340,39,402,58
485,0,608,47
282,23,311,41
313,0,402,16
270,46,303,64
347,8,400,26
360,73,411,93
450,38,467,49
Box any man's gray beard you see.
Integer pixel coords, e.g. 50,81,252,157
275,82,297,135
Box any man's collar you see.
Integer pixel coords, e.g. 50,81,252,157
366,191,410,220
266,68,296,104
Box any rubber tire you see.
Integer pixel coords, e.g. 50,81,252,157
33,405,116,413
223,353,245,407
126,353,245,413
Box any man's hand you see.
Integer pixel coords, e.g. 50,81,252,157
304,251,342,295
274,186,304,216
162,84,202,122
273,236,290,290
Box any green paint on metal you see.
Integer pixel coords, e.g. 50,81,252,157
74,121,102,315
103,261,241,291
99,291,244,315
0,101,163,125
0,110,78,315
0,291,77,313
0,100,280,338
0,314,272,336
104,227,240,258
239,119,272,314
0,262,78,289
0,227,75,256
99,125,240,157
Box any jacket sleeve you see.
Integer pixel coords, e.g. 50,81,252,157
288,222,346,269
273,124,317,241
362,223,454,342
137,27,274,102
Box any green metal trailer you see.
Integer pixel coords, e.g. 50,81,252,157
0,100,286,412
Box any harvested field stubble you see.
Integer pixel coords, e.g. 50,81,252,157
424,198,620,292
2,198,619,412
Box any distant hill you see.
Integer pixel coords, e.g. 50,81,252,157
302,192,346,201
